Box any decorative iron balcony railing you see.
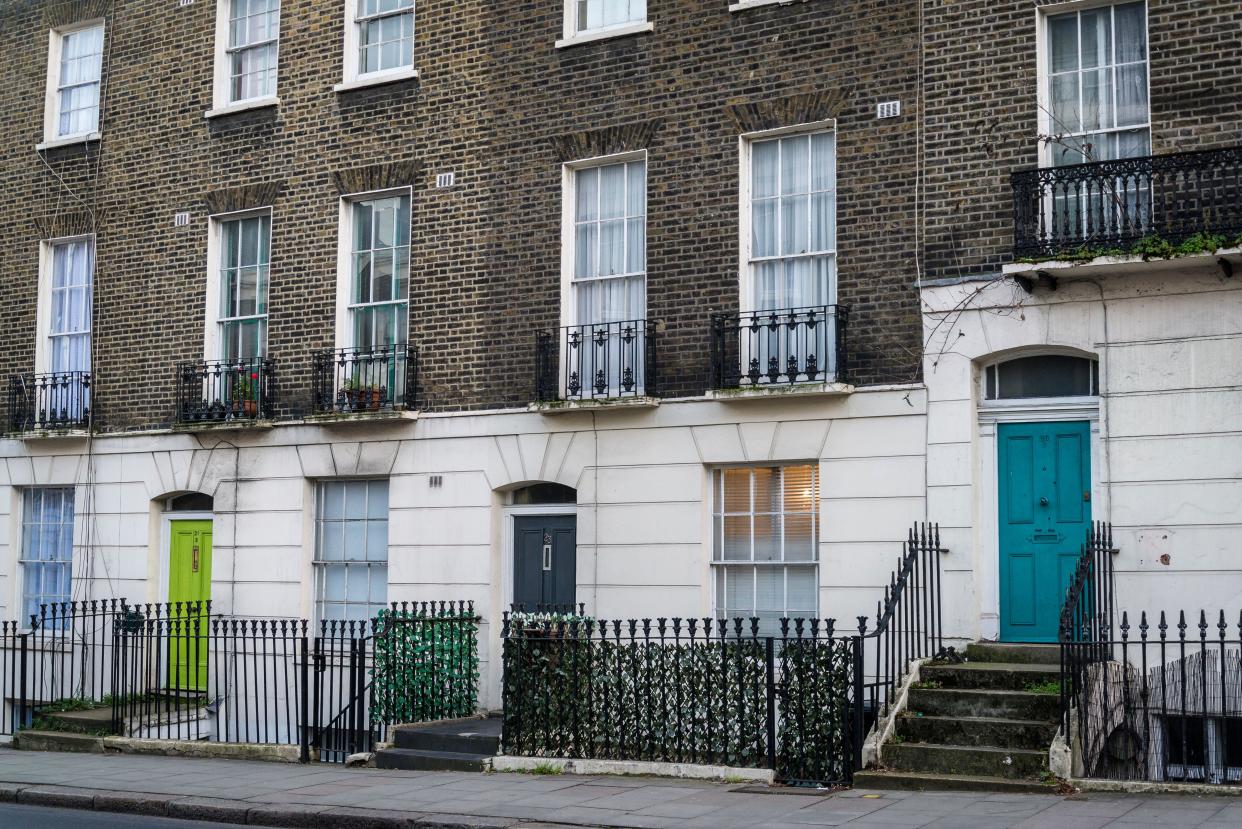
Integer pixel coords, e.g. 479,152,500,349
710,305,848,389
1012,145,1242,259
311,345,419,414
176,358,276,424
535,320,658,403
8,371,91,432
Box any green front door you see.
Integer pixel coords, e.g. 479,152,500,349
998,421,1091,643
168,520,212,690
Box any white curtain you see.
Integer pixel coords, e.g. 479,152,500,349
49,240,92,374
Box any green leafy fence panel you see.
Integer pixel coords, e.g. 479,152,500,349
500,615,857,785
372,601,480,725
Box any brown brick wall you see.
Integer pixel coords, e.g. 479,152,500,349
480,0,925,403
0,0,494,428
922,0,1242,281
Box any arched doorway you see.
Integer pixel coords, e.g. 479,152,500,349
504,483,577,612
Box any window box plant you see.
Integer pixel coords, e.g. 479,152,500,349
342,378,386,412
232,371,260,418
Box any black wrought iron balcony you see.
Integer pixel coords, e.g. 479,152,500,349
176,358,276,424
311,345,419,414
535,320,658,403
8,371,91,432
710,305,849,390
1012,145,1242,260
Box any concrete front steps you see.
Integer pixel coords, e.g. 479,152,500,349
854,642,1063,794
375,715,501,772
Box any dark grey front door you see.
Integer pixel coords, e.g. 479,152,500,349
513,515,576,610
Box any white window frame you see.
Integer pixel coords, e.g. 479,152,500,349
39,20,105,149
335,0,418,92
558,150,648,331
709,463,821,629
334,187,413,351
204,207,272,361
737,120,837,316
556,0,652,49
207,0,280,118
35,235,94,378
313,479,390,624
729,0,796,11
1035,0,1151,166
18,487,76,630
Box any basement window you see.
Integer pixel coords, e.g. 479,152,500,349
1163,716,1242,784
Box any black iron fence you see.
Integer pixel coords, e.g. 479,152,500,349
501,614,858,785
536,320,658,403
857,523,948,726
710,305,849,390
0,599,480,764
311,345,419,414
8,372,91,432
500,525,946,786
176,358,276,424
1060,525,1242,785
1012,145,1242,259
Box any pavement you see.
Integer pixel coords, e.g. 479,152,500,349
2,749,1242,829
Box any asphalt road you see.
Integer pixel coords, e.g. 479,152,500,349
0,803,240,828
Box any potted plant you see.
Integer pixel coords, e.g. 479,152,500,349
343,378,385,412
233,371,260,417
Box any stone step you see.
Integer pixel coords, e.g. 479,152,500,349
965,642,1060,665
885,742,1048,779
853,769,1059,795
895,714,1058,750
921,662,1060,692
393,725,500,755
907,687,1059,721
374,747,492,772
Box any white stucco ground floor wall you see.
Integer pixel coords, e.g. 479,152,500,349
0,387,931,708
921,257,1242,639
7,257,1239,714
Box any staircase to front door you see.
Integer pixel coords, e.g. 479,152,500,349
854,642,1062,793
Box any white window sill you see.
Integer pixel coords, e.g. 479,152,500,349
204,96,280,120
36,132,101,151
730,0,800,10
555,21,654,49
333,67,419,93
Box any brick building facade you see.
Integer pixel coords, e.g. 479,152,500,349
0,0,1240,725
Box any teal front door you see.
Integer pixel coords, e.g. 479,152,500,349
998,421,1091,643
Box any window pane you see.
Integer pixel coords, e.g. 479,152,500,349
722,515,751,561
752,140,779,199
1078,8,1110,70
1049,15,1079,73
754,514,781,562
786,566,817,613
753,467,780,513
576,168,598,222
1115,2,1147,64
721,467,751,513
783,465,817,513
993,355,1097,399
1115,62,1148,127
